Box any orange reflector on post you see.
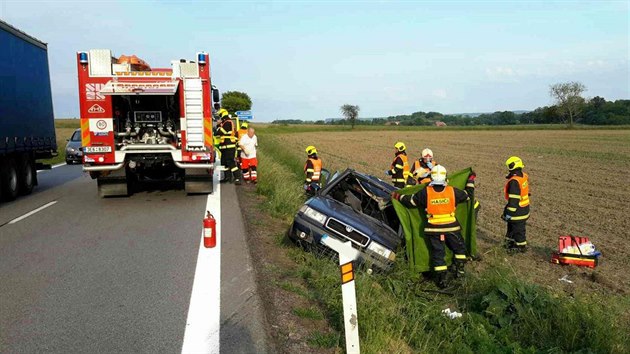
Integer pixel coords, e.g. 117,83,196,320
340,261,354,284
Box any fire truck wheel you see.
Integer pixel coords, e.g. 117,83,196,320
17,155,36,195
0,157,20,201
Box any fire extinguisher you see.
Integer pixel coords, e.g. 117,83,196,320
203,211,216,248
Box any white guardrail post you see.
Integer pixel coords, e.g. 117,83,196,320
320,234,361,354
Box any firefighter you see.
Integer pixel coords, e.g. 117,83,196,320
385,142,411,188
214,110,241,184
392,165,476,288
411,148,436,184
503,156,530,253
239,126,258,183
410,148,481,219
304,145,322,196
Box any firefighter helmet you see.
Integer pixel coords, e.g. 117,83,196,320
394,142,407,152
217,108,228,117
422,148,433,160
305,145,317,155
430,165,447,185
505,156,524,170
219,110,229,118
240,121,249,129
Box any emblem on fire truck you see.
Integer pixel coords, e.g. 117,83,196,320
96,119,107,130
88,104,105,114
85,83,105,100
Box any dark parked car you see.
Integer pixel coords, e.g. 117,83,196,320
289,168,403,270
65,128,83,164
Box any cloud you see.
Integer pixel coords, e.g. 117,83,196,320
485,66,520,83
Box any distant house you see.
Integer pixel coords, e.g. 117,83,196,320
435,121,447,127
385,121,400,126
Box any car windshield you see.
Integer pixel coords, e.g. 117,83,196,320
71,131,81,142
325,172,399,232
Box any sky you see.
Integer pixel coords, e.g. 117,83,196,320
2,0,628,121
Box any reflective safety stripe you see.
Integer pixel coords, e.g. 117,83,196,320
474,200,480,209
434,265,448,271
454,254,467,260
508,194,521,199
409,198,417,206
395,164,404,169
510,213,529,221
306,169,315,172
427,213,456,224
425,226,461,232
393,178,406,182
507,207,517,212
466,182,474,188
230,167,239,172
306,178,312,182
515,241,527,246
519,195,530,207
218,144,236,149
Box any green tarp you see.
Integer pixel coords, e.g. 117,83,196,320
392,167,477,274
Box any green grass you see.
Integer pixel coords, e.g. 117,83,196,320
292,306,325,320
307,331,340,348
255,132,630,353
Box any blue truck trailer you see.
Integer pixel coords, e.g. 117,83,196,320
0,19,57,202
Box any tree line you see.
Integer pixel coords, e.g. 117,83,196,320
272,97,629,126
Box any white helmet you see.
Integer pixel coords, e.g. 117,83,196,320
430,165,447,185
422,148,433,161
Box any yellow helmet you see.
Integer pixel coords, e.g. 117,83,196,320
394,142,406,152
219,109,229,118
505,156,524,170
240,121,249,129
306,145,317,155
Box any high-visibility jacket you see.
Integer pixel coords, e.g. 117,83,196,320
216,119,236,148
412,160,438,184
426,185,457,225
305,157,322,183
399,184,470,234
389,153,411,184
504,171,530,221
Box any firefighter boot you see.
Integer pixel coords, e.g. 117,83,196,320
452,260,466,279
219,171,230,183
435,271,449,289
233,170,242,185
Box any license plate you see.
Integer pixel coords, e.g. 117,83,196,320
84,146,112,154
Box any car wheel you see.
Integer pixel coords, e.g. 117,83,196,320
1,158,19,201
17,155,35,195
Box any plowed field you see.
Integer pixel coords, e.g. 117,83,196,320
271,129,630,293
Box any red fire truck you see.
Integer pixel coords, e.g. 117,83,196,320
76,49,219,197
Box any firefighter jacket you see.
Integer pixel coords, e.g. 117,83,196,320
304,157,322,183
504,169,530,221
399,183,473,234
412,160,438,184
215,119,236,149
389,153,411,185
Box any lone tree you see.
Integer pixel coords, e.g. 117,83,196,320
549,81,586,127
340,104,360,128
221,91,252,114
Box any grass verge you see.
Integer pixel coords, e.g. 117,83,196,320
254,127,630,353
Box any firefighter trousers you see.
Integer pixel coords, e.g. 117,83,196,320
506,221,527,248
427,231,467,272
220,147,239,181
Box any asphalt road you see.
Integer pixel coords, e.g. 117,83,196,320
0,164,269,353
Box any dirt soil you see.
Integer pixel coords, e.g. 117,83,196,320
274,129,630,295
236,184,338,353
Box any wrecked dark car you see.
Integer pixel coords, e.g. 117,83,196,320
288,169,403,270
